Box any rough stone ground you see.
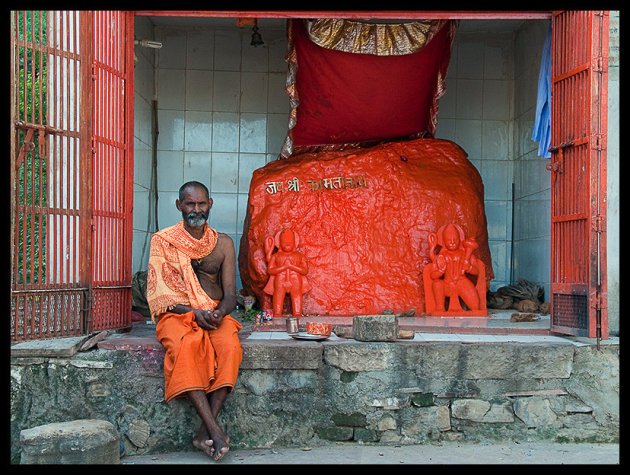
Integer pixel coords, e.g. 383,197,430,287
122,441,619,465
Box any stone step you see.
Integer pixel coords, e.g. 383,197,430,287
20,419,120,464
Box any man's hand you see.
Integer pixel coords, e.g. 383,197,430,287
208,308,225,329
193,309,218,330
192,308,225,331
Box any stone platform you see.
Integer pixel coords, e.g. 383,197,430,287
10,311,619,463
246,309,552,335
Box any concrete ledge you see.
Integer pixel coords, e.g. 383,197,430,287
11,336,88,358
98,336,163,352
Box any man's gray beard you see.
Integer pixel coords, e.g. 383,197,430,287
183,212,208,228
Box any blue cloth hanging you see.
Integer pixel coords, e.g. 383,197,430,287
531,23,552,159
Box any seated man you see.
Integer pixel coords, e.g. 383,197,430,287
146,181,242,462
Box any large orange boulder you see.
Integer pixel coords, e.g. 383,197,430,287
238,138,493,316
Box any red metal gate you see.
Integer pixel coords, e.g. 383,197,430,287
549,11,608,339
89,11,134,332
11,11,87,340
10,11,133,341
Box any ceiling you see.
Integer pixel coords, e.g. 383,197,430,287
144,15,536,34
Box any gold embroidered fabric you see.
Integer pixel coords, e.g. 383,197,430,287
304,18,450,56
146,221,219,322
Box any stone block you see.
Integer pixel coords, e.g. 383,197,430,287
402,343,463,378
379,430,403,443
371,397,403,410
353,428,379,442
11,336,87,358
402,405,451,436
482,402,515,423
20,419,120,464
377,414,397,431
332,412,367,427
339,371,358,383
514,344,574,378
411,393,434,407
513,397,558,428
241,340,322,370
565,345,619,422
451,399,491,422
461,345,516,379
459,342,574,380
98,336,163,352
315,426,354,441
324,342,389,372
353,315,398,342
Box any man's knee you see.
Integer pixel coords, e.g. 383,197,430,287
218,335,242,361
231,339,243,361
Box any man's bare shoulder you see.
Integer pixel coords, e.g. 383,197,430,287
215,233,235,253
216,232,233,244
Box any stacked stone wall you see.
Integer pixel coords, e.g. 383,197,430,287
10,339,619,462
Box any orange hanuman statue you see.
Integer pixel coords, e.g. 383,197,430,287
263,228,311,318
422,223,487,316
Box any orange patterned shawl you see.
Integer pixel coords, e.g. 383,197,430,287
147,221,219,322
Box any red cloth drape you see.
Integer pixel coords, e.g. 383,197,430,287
290,19,454,149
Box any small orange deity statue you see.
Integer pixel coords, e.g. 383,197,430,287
422,223,487,316
263,228,311,318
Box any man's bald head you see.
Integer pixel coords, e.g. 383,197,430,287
179,181,209,202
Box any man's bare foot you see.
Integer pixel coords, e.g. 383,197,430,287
192,438,214,457
210,433,229,461
194,432,229,461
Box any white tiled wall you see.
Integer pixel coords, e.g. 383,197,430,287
437,28,514,292
512,21,552,299
132,19,289,288
435,22,551,295
607,12,620,333
132,16,157,273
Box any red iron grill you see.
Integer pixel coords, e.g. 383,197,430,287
10,11,134,341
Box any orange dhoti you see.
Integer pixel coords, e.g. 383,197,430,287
156,311,243,402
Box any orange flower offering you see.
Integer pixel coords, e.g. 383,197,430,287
306,322,332,336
